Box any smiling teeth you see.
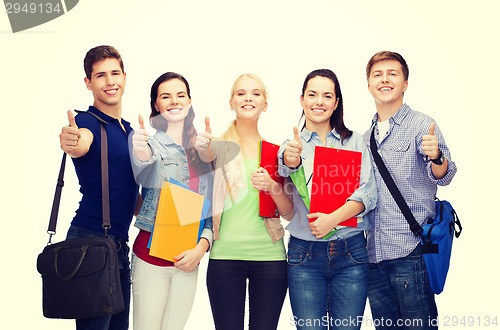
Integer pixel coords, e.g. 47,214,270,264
380,87,391,91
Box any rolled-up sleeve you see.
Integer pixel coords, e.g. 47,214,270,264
347,142,378,217
200,226,213,251
129,137,160,188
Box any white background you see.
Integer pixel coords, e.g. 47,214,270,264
1,1,498,329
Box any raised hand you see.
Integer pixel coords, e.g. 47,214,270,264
60,110,81,154
132,114,151,161
195,116,214,152
283,126,303,168
422,122,439,160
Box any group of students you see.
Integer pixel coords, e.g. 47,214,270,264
58,45,457,330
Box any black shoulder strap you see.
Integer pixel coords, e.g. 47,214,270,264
46,153,67,242
370,128,423,236
100,124,110,231
46,113,110,243
75,110,110,230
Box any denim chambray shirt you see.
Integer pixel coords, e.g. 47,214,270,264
278,127,377,242
130,130,213,241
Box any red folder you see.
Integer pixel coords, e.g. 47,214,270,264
258,140,284,218
309,146,362,227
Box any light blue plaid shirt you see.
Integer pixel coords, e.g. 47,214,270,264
364,104,457,263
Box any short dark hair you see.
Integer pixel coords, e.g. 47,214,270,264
83,45,124,80
366,51,409,81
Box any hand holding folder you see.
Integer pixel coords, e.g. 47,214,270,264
258,140,284,218
309,146,362,236
149,178,210,262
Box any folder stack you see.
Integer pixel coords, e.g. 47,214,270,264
149,178,210,262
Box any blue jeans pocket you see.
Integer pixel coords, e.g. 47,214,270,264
347,245,368,264
287,238,311,267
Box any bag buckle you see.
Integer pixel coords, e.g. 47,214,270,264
102,225,111,238
46,230,56,246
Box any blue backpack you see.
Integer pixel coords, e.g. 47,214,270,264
420,199,462,294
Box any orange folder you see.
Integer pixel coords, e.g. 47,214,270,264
258,140,285,218
309,146,361,228
149,181,206,262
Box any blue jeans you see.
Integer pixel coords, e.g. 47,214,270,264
206,259,287,330
287,233,368,330
368,245,438,330
66,225,131,330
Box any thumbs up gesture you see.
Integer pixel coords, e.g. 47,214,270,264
132,114,151,161
195,116,214,152
422,122,439,160
284,126,303,168
60,110,81,154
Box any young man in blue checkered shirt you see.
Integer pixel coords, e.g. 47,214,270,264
363,51,457,330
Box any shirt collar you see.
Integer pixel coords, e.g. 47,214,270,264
301,126,340,143
87,106,133,131
371,103,411,127
87,106,111,124
153,130,177,146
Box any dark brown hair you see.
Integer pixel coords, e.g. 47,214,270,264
299,69,352,144
83,45,124,80
149,72,204,172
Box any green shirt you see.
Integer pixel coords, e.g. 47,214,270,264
210,158,285,261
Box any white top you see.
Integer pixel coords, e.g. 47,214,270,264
377,120,390,143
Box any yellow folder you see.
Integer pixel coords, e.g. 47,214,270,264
149,181,206,262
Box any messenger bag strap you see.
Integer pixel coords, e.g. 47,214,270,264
46,112,110,243
369,128,423,237
100,124,111,232
47,153,67,242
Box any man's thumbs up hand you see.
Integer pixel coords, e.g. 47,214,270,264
67,110,78,129
60,110,81,153
422,122,440,160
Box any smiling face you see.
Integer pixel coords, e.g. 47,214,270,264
301,76,338,132
155,78,191,124
85,58,126,111
230,76,267,121
368,59,408,109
